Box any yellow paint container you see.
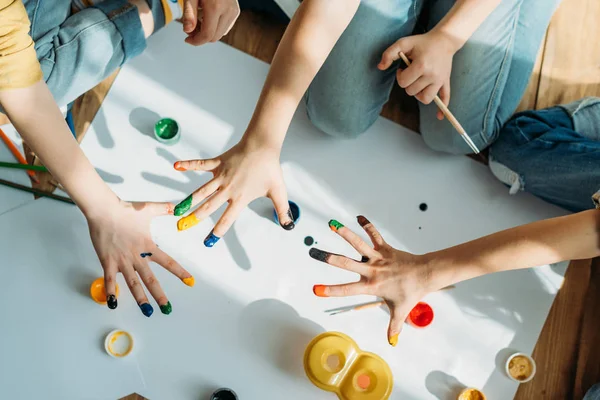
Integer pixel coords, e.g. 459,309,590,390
104,330,134,358
90,277,119,305
304,332,393,400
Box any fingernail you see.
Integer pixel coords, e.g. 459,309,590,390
282,208,295,231
313,285,328,297
361,255,370,263
160,301,172,315
309,248,330,263
140,252,153,258
107,295,118,310
389,333,399,347
357,215,370,227
139,303,153,317
173,161,186,171
182,276,195,287
174,194,193,216
328,219,344,232
177,214,200,231
203,231,220,247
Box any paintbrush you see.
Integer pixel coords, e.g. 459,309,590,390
397,52,480,154
0,161,48,172
0,177,75,205
0,128,40,183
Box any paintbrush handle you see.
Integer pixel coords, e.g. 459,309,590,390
0,161,48,172
0,128,39,182
0,177,75,205
354,301,385,311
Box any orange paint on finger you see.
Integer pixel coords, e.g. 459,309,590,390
313,285,328,297
182,276,195,287
177,213,200,231
173,161,186,171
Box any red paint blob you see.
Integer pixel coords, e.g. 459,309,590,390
408,302,434,327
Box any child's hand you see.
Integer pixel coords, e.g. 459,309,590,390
172,139,294,244
378,30,460,120
88,200,193,316
309,216,434,346
183,0,240,46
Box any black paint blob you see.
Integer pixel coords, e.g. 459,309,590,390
419,203,428,211
304,236,315,246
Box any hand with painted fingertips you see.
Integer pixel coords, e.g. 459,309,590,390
172,140,295,245
182,0,240,46
310,216,435,346
88,200,195,317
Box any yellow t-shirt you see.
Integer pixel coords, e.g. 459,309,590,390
0,0,42,89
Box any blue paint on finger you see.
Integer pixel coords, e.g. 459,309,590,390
140,252,153,258
139,303,153,317
203,231,221,247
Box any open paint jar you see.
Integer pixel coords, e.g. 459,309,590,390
272,200,300,226
89,277,119,305
458,388,486,400
406,302,434,328
505,353,536,383
304,331,393,400
104,330,134,358
154,117,181,145
210,388,238,400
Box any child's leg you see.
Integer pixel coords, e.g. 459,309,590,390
23,0,182,108
418,0,561,154
304,0,422,138
490,97,600,212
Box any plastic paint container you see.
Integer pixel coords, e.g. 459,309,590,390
210,388,238,400
458,388,486,400
154,118,181,145
505,353,536,383
407,302,434,328
272,200,300,225
90,277,119,305
104,330,134,358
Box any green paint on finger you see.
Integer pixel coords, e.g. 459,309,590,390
174,195,193,216
328,219,344,232
160,301,172,315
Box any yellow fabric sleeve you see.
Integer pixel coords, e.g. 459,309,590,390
0,0,43,89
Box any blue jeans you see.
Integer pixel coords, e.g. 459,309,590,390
305,0,561,154
586,384,600,400
490,97,600,212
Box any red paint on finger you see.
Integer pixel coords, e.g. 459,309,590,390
313,285,328,297
173,161,186,171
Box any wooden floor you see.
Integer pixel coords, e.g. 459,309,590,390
11,0,600,398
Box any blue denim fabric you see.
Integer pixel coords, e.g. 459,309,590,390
585,383,600,400
305,0,561,154
490,97,600,212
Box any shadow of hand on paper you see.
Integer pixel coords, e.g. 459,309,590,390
129,107,161,139
425,370,466,400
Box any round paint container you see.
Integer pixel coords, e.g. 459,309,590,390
407,302,434,328
210,388,238,400
273,200,300,226
154,117,181,145
90,277,119,305
458,388,486,400
104,330,134,358
505,352,536,383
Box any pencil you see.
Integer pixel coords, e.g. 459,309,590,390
0,177,75,205
397,52,480,154
0,128,40,183
0,161,48,172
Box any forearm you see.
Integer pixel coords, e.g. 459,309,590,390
425,210,600,289
0,81,118,217
243,0,359,149
432,0,501,51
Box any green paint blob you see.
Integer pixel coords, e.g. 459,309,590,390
154,118,180,144
174,195,193,216
329,219,344,230
160,301,172,315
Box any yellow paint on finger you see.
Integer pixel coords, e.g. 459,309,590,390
182,276,195,287
388,333,399,347
177,214,200,231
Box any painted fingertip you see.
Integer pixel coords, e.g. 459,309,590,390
173,161,187,171
139,303,154,317
182,276,195,287
389,333,399,347
177,214,200,231
282,208,295,230
328,219,344,232
174,194,193,216
203,231,220,247
309,248,330,263
361,255,370,263
107,294,118,310
313,285,328,297
160,301,172,315
357,215,370,227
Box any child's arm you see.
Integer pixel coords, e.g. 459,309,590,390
309,209,600,345
172,0,360,242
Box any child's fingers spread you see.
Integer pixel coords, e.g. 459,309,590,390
313,282,365,298
309,248,367,274
329,221,376,258
134,261,167,316
174,158,220,172
211,201,244,240
150,248,193,284
356,215,387,249
183,0,199,33
173,179,220,216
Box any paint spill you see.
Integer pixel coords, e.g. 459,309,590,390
328,219,344,232
140,252,153,258
139,303,153,317
182,276,195,287
177,213,200,231
107,294,118,310
204,231,220,247
160,301,172,315
304,236,314,246
309,248,330,263
174,194,193,216
419,203,428,211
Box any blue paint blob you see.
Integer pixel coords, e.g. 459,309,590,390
139,303,154,317
140,252,153,258
203,231,221,247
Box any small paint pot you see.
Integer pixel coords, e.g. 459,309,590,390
273,200,300,226
458,388,486,400
90,277,119,305
210,388,238,400
154,117,181,145
104,330,134,358
406,302,434,328
505,352,536,383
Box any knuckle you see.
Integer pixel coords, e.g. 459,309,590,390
146,275,157,286
128,278,139,289
105,275,115,285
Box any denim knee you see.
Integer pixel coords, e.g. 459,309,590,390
420,116,496,155
306,103,378,139
584,383,600,400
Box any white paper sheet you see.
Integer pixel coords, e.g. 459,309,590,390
1,24,568,400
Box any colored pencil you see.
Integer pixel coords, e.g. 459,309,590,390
0,128,40,183
0,161,48,172
397,52,480,154
0,178,74,205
